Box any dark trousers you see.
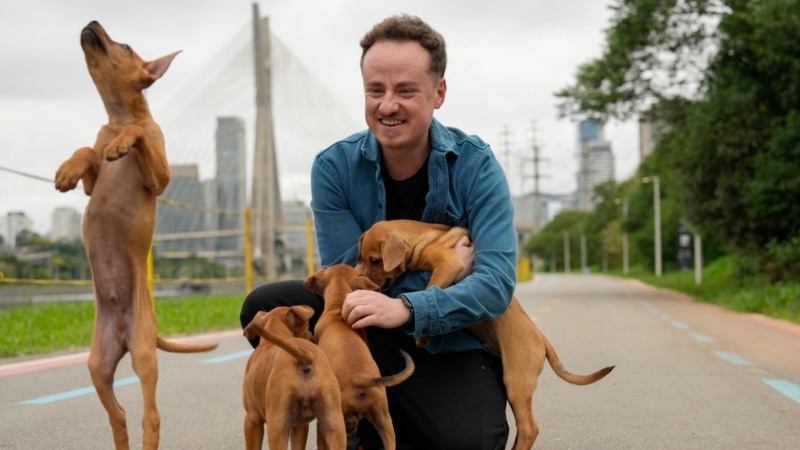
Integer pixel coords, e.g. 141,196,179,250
240,280,509,450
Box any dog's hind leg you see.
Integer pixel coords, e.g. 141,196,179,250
130,304,161,450
88,320,130,450
505,381,538,450
502,341,540,450
367,405,397,450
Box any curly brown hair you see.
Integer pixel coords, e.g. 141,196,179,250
359,14,447,79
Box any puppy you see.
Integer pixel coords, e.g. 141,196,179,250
355,219,615,450
304,264,415,450
243,306,346,450
54,22,217,449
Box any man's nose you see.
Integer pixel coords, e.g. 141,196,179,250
377,94,400,115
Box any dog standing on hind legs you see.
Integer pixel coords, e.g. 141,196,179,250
55,22,217,449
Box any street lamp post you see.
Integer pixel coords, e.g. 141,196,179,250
615,197,629,275
642,175,662,277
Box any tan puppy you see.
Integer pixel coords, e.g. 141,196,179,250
355,219,615,450
304,264,415,450
54,22,217,450
242,306,346,450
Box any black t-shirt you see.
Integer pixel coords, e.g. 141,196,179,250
382,159,428,221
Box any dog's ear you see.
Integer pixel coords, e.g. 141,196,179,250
288,305,315,325
142,50,181,87
382,232,409,272
242,311,268,340
354,276,381,292
303,270,321,293
357,233,365,256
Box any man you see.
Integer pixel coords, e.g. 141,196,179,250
240,14,517,449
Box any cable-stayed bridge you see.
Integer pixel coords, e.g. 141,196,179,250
152,5,362,278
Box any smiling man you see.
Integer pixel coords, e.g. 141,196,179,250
240,14,517,450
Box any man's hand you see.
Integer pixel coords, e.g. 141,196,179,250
342,289,411,330
453,235,474,283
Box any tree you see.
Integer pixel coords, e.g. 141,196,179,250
525,210,590,272
555,0,800,276
555,0,723,122
673,0,800,267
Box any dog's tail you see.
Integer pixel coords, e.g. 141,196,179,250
543,335,614,385
156,336,219,353
366,349,415,388
246,328,315,365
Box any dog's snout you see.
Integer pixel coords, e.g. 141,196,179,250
80,26,105,53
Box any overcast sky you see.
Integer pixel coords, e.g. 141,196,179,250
0,0,639,235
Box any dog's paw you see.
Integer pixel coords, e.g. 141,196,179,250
103,143,130,161
54,165,80,192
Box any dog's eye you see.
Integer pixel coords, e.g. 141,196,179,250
369,257,381,267
119,43,131,52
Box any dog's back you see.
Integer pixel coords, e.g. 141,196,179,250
305,264,415,442
242,307,346,449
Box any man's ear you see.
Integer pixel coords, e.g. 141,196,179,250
434,77,446,109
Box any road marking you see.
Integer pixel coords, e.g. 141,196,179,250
0,329,241,378
203,350,252,364
670,321,690,330
19,376,139,405
689,332,715,343
762,379,800,404
0,352,89,378
640,302,661,315
713,350,752,366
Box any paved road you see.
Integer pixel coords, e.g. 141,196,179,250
2,274,799,449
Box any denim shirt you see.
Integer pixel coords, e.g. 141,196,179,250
310,117,517,353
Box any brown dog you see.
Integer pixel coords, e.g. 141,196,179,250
54,22,217,449
242,306,346,450
355,219,615,450
304,264,415,450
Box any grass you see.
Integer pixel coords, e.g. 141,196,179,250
3,256,799,359
0,295,244,359
607,256,800,325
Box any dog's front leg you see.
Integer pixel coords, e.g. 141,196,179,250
104,125,170,195
55,147,100,195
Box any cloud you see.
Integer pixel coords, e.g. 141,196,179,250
0,0,639,235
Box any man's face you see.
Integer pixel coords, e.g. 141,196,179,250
361,40,446,154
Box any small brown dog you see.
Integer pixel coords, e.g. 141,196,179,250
355,219,615,450
304,264,415,450
54,22,217,449
242,306,346,450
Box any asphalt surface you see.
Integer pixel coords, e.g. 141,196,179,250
2,273,799,449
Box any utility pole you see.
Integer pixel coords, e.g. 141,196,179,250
622,198,629,274
500,124,513,191
529,121,547,232
580,234,587,272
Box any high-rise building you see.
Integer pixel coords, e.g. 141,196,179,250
155,164,206,253
3,211,33,249
52,207,82,242
576,119,615,209
215,116,247,253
